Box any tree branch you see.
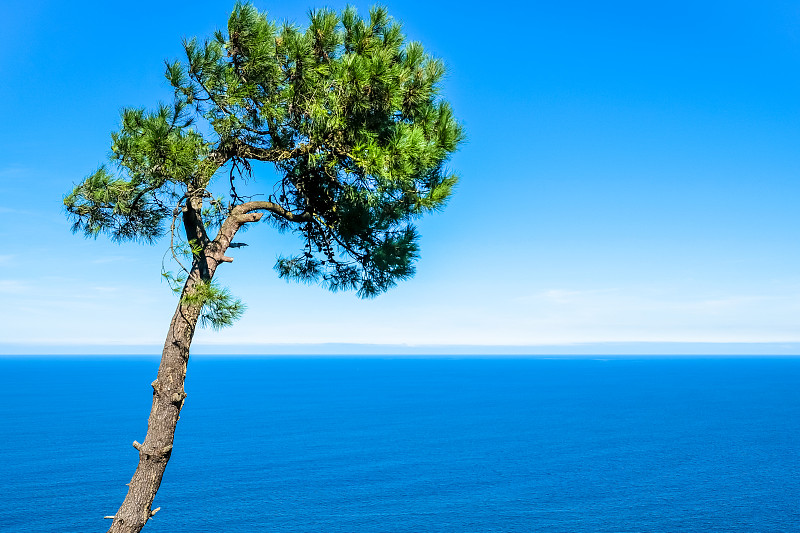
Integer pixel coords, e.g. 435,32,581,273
232,140,314,162
232,201,314,224
201,201,312,270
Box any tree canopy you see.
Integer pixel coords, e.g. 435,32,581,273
65,2,463,306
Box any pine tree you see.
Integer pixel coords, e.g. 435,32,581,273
64,4,462,532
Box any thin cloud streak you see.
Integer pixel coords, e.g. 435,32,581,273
0,279,28,294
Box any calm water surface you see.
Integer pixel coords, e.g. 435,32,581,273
1,357,798,532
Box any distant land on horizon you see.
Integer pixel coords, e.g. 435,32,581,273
2,342,799,356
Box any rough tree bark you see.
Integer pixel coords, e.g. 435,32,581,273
105,202,266,533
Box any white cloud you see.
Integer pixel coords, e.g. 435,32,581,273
0,206,39,216
0,279,28,294
2,270,800,348
90,256,128,264
534,288,619,304
185,282,800,347
0,166,27,178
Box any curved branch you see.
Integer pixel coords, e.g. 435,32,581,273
232,200,314,224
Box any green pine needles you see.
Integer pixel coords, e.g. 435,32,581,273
181,279,247,330
65,2,463,321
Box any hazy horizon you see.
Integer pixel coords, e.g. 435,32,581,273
2,341,799,357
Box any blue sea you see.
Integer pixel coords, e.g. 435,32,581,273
1,357,798,532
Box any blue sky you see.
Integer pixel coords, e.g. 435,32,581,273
1,1,799,354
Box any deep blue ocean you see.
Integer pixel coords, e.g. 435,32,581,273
1,357,798,532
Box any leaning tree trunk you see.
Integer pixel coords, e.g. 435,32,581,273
105,204,260,533
104,273,204,532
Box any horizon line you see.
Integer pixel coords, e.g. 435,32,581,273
2,341,799,356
